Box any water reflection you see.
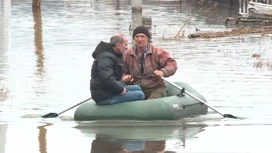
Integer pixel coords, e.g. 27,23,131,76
91,136,170,153
91,136,145,153
0,0,10,102
77,123,206,153
37,123,52,153
0,124,7,153
32,8,44,76
0,0,10,52
32,4,47,108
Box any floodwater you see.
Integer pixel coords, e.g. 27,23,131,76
1,0,272,152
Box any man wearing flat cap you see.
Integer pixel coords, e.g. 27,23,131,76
122,26,177,99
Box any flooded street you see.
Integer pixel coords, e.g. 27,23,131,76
1,0,272,152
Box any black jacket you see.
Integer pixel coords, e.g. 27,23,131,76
90,41,124,103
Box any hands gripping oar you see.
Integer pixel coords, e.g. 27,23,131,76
162,78,238,119
42,97,92,118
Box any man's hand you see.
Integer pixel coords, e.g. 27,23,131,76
121,88,126,95
153,70,164,78
122,75,134,83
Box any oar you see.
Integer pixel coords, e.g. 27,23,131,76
162,78,238,119
42,97,92,118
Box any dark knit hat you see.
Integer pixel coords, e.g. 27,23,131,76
133,26,150,38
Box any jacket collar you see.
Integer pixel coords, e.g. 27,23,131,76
131,43,152,57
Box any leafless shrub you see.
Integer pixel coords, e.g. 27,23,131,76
251,53,272,69
0,85,8,101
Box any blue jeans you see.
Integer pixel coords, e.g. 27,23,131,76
97,85,145,105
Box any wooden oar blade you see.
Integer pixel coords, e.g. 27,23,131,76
223,114,238,119
42,113,58,118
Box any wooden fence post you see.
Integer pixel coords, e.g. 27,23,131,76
32,0,41,10
131,0,143,32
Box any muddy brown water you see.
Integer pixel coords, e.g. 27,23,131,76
0,0,272,153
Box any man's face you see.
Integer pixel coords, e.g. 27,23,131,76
122,36,128,52
118,36,128,54
134,33,148,48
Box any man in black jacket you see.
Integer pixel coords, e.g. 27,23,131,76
90,33,145,105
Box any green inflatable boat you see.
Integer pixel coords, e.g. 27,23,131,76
74,81,208,121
